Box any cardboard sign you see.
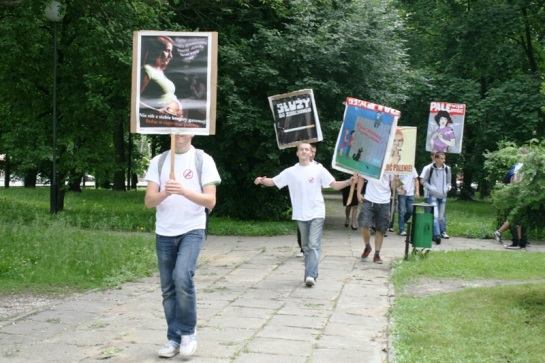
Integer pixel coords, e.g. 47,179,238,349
425,102,465,154
332,97,400,180
268,89,323,149
130,31,218,135
384,126,417,175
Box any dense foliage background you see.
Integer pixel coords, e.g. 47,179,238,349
0,0,544,220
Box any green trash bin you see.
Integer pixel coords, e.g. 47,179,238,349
410,203,434,249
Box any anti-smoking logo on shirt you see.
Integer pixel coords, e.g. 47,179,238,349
183,169,194,179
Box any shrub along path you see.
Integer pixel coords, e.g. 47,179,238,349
1,196,544,363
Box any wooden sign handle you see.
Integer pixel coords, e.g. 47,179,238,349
169,133,176,180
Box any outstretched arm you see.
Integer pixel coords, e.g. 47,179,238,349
329,175,356,191
254,176,276,187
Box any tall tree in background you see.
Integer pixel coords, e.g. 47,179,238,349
1,0,410,219
174,0,410,219
397,0,545,198
0,0,169,195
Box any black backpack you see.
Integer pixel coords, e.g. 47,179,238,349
502,165,516,184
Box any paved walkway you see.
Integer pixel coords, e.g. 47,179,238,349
1,198,544,363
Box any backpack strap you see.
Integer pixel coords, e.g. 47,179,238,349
195,149,204,192
427,164,434,185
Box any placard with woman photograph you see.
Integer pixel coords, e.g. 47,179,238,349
425,102,465,154
130,31,218,135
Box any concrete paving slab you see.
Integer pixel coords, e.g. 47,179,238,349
2,196,544,362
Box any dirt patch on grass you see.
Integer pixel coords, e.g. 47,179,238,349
401,278,545,297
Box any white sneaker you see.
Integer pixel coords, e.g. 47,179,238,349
305,276,315,287
158,340,179,358
400,231,407,236
493,230,502,243
296,251,304,257
441,232,450,239
180,333,197,357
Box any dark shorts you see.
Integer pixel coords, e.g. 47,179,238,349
358,200,390,232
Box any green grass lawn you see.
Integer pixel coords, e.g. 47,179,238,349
392,251,545,362
0,187,293,293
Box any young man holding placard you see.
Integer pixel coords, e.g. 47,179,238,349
144,134,221,359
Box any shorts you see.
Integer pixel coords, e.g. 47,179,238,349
358,200,390,232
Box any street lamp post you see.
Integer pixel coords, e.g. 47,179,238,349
44,1,65,214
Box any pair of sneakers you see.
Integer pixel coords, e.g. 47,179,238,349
158,333,197,358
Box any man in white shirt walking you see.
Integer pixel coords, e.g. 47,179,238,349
254,143,354,287
357,173,393,263
144,135,221,359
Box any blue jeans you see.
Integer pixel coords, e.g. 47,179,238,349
156,230,204,342
397,195,414,233
297,218,324,280
426,196,446,238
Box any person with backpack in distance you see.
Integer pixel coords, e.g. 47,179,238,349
493,152,527,249
144,134,221,359
420,152,451,244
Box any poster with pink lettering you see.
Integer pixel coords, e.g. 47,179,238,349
268,89,323,149
425,102,465,154
332,97,400,180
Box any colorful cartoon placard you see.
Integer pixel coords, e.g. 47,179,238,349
384,126,417,175
425,102,465,154
332,97,400,180
130,31,218,135
268,89,323,149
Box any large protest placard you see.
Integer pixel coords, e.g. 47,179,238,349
332,97,400,180
425,102,465,154
268,89,322,149
384,126,417,175
130,31,218,135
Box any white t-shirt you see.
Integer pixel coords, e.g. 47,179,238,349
398,169,418,197
272,163,335,221
144,146,221,236
364,174,392,204
419,163,432,198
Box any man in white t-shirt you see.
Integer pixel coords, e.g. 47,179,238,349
396,169,420,236
357,173,393,263
144,135,221,359
254,143,354,287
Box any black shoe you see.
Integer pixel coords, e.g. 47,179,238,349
433,236,441,245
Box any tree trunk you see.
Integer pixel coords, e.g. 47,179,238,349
112,117,126,191
3,155,10,188
131,173,138,189
23,169,37,188
68,174,83,192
